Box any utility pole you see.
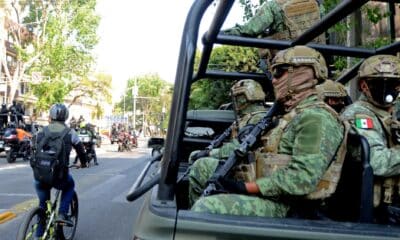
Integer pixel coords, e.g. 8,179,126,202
132,78,138,131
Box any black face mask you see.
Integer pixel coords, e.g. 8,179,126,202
366,79,400,107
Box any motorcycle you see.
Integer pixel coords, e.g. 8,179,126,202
110,131,119,144
75,128,97,165
3,126,32,163
117,131,136,152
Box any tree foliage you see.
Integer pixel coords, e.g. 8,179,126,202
2,0,100,112
189,45,259,110
115,74,173,131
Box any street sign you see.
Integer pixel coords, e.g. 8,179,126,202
31,72,42,84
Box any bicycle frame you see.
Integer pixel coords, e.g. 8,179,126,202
41,189,61,239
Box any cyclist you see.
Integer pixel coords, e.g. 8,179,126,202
32,104,88,239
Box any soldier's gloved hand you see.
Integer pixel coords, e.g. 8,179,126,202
219,177,247,194
190,149,210,162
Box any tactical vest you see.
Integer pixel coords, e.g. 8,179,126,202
233,111,267,182
357,101,400,207
256,101,348,200
259,0,324,58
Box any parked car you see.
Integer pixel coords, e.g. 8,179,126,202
126,1,400,239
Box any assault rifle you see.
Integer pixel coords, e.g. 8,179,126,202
206,124,233,151
190,124,234,162
202,102,281,196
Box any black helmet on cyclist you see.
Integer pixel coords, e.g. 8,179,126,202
49,103,69,122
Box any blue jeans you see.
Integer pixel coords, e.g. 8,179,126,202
34,174,75,237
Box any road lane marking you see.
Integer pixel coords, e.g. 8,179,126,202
0,163,29,171
0,193,36,197
0,211,16,224
0,198,38,224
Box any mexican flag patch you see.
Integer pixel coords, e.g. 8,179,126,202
355,118,374,129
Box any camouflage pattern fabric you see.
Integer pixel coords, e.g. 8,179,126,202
209,140,240,160
223,1,285,37
190,95,344,217
342,94,400,177
192,194,288,217
188,108,266,205
188,157,219,206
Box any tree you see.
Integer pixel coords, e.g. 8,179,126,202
115,74,173,133
189,45,260,110
1,0,100,111
67,73,112,108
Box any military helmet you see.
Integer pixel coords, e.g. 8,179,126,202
231,79,265,112
358,55,400,108
231,79,265,102
49,103,69,122
316,80,348,98
359,55,400,79
271,46,328,82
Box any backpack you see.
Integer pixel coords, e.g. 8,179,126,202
31,126,70,185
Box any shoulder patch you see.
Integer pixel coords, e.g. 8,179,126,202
354,114,374,129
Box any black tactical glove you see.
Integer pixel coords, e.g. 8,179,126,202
190,149,210,162
219,177,247,194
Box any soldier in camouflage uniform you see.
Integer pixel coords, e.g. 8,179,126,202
341,55,400,217
223,0,324,68
191,46,345,218
316,79,349,113
189,79,268,206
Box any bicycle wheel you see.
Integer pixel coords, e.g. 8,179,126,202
16,207,46,240
57,191,78,240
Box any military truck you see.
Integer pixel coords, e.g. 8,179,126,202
126,0,400,239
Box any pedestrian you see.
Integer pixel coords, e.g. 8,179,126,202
8,100,18,123
341,55,400,222
190,46,345,218
0,103,8,129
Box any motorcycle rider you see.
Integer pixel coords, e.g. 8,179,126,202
69,116,78,130
74,121,98,165
16,123,32,161
85,122,99,165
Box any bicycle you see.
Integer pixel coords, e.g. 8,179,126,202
17,168,79,240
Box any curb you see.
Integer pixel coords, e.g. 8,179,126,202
0,211,16,224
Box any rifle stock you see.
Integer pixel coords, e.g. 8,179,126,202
202,102,280,196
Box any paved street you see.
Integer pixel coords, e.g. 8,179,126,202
0,140,155,240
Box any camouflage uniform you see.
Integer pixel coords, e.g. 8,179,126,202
223,0,323,42
342,95,400,176
191,47,344,217
223,1,285,37
188,107,266,205
189,79,267,205
341,55,400,177
341,55,400,210
191,95,344,216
